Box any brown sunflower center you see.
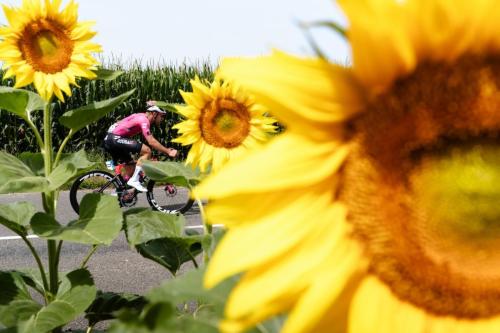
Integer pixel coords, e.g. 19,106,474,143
199,98,251,148
18,19,74,73
340,56,500,319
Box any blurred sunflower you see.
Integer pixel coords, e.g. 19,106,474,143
194,0,500,332
173,77,277,172
0,0,101,101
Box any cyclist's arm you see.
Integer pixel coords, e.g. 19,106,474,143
144,135,177,157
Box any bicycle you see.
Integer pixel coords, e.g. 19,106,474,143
69,159,194,215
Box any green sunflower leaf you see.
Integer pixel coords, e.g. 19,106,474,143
18,151,95,181
47,150,96,190
0,202,37,236
107,303,177,333
135,235,204,275
0,271,41,328
18,153,45,176
30,193,122,245
123,209,185,245
147,267,235,308
0,151,49,194
17,269,97,333
85,291,146,327
93,68,125,81
59,89,135,132
0,87,45,121
154,101,185,116
142,160,200,188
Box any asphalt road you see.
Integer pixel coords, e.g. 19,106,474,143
0,190,204,331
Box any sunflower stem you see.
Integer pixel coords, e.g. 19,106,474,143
192,190,211,264
42,101,60,297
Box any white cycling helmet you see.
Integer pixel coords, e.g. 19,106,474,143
147,105,167,114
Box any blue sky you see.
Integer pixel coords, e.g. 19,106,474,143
0,0,351,66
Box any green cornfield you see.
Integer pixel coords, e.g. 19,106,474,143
0,58,214,160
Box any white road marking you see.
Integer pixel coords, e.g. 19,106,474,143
0,235,39,241
0,224,224,241
185,224,224,230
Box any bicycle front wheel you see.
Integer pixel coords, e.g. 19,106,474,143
69,170,119,214
146,180,194,214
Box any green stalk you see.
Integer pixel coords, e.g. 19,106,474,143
80,245,99,269
20,234,49,303
25,115,44,151
54,129,74,167
55,240,63,271
42,102,59,296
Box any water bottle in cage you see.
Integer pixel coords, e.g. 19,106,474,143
105,160,115,171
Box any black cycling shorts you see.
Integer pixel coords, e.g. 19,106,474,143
103,134,143,164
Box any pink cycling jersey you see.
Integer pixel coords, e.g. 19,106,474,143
109,113,151,138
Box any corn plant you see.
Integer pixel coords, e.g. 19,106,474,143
0,59,214,159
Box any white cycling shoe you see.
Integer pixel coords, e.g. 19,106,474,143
127,179,148,192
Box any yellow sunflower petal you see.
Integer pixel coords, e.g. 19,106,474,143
53,71,71,96
205,190,335,288
74,41,102,53
3,67,16,79
220,295,295,333
349,277,428,333
66,63,93,77
70,20,96,40
198,141,215,172
43,74,55,100
248,124,273,142
281,239,365,333
223,203,347,316
217,51,365,136
414,0,500,60
221,204,364,333
174,105,199,119
180,89,208,110
46,0,62,17
62,68,77,85
194,132,348,199
211,148,230,172
70,53,95,66
0,48,22,59
428,317,500,333
52,84,65,102
190,76,212,102
240,135,261,151
338,0,417,93
173,130,201,146
33,71,46,95
13,67,34,88
60,0,78,27
303,269,364,333
172,119,199,133
2,5,18,27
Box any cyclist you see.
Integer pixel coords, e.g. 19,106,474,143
103,101,178,192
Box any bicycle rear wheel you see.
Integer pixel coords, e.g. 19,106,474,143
146,180,194,214
69,170,119,214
